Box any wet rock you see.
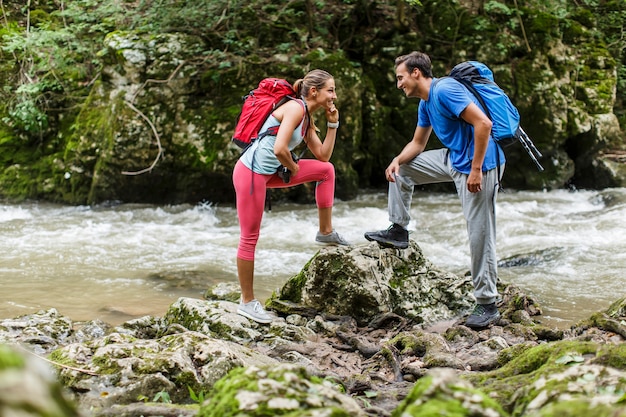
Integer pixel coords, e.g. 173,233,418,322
93,402,197,417
0,309,75,354
571,295,626,340
204,282,241,303
163,297,266,343
114,315,164,340
148,270,212,292
72,320,112,343
606,295,626,318
458,336,510,371
498,247,566,268
499,285,543,320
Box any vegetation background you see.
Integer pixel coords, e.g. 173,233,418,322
0,0,624,204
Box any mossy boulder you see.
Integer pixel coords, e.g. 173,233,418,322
198,364,366,417
3,282,626,416
392,368,507,417
269,241,475,326
465,340,626,416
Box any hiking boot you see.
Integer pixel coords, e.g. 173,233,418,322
237,299,273,324
465,303,501,329
364,224,409,249
316,230,351,246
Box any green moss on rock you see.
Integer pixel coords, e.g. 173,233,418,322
466,340,626,415
199,364,364,417
529,400,626,417
392,368,507,417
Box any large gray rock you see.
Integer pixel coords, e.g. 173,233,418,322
4,277,626,416
271,241,475,325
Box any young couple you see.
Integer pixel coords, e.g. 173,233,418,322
233,52,504,329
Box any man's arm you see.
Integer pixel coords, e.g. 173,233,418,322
460,102,492,192
385,125,432,182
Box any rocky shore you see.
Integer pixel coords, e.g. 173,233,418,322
2,241,626,416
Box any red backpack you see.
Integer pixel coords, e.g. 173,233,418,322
232,78,304,150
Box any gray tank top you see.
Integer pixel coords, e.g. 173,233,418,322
239,100,307,175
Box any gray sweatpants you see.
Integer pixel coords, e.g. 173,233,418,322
388,148,502,305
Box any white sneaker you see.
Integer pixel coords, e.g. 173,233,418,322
315,229,351,246
237,299,273,324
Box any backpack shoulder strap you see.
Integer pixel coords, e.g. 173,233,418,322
452,77,492,121
260,97,308,139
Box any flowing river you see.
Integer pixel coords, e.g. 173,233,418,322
1,187,625,329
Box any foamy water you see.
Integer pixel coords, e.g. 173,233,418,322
1,187,625,328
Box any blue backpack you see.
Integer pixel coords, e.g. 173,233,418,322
445,61,543,171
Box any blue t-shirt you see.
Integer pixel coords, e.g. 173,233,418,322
418,77,504,174
240,100,307,175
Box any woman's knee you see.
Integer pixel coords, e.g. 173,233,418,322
237,247,255,261
322,161,335,182
237,235,258,260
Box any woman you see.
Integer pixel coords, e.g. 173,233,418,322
232,69,349,324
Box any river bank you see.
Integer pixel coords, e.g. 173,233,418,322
2,242,626,416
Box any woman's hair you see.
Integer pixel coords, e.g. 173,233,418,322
293,69,333,98
293,69,334,135
395,52,433,78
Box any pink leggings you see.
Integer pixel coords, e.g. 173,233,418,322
233,159,335,261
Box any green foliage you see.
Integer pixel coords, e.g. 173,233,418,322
580,0,626,128
3,95,48,134
0,0,119,140
0,0,623,202
484,0,513,15
152,390,172,403
132,0,232,34
137,391,175,404
0,0,356,144
188,385,206,404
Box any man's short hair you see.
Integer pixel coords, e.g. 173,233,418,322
395,52,433,78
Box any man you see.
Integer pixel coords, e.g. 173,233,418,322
364,51,505,329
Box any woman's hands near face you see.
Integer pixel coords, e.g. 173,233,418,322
326,104,339,124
